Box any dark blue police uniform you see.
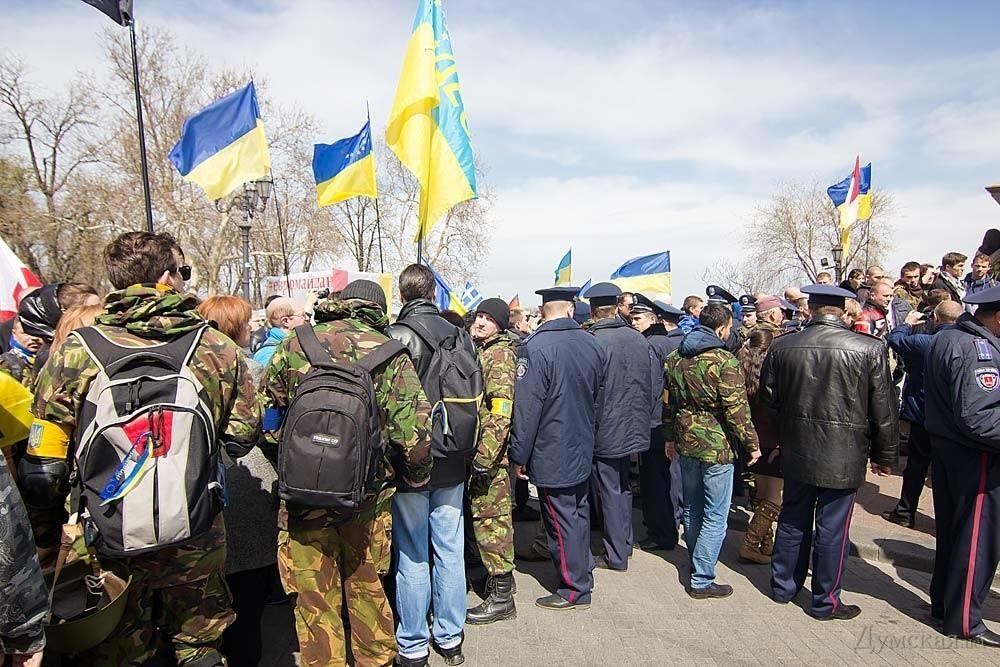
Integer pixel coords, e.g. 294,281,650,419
634,295,684,550
924,289,1000,643
509,287,606,607
586,284,655,570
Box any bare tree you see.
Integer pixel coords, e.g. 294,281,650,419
745,182,895,283
700,257,794,297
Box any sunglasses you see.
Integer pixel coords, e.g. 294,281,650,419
176,265,192,281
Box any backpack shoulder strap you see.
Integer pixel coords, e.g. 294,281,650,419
294,324,333,368
356,340,407,375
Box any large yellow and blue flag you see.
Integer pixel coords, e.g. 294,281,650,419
168,82,271,201
386,0,477,242
610,251,672,303
554,250,572,285
313,120,378,207
827,158,872,253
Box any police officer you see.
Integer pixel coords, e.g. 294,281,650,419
762,284,897,620
706,285,741,352
510,286,605,610
924,286,1000,645
738,294,757,344
631,295,684,551
585,284,654,571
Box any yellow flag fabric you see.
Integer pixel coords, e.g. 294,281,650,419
386,0,477,242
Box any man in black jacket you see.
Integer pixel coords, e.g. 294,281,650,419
761,284,897,621
924,286,1000,646
385,264,477,666
586,284,655,571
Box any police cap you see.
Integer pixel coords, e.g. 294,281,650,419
586,282,622,308
631,293,656,315
706,284,737,304
801,284,855,309
573,300,591,324
964,285,1000,310
778,297,799,313
535,285,581,304
738,294,757,312
654,300,684,321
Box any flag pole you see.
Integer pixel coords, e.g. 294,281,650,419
269,170,293,297
129,19,154,233
368,101,385,274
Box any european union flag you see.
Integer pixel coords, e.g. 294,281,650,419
313,121,378,207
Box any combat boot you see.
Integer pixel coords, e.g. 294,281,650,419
738,508,772,564
758,499,781,557
466,572,516,625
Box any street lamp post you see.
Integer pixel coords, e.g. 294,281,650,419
832,244,844,284
215,178,273,302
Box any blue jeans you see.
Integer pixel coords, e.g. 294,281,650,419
392,483,465,659
680,457,734,590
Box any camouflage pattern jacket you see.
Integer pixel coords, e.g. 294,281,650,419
31,285,262,578
663,325,759,465
473,331,517,473
262,299,433,512
0,453,47,655
33,285,261,459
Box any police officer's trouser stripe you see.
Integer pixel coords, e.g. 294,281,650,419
543,491,576,603
963,453,989,637
828,493,856,613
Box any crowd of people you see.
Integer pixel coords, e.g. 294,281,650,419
2,229,1000,667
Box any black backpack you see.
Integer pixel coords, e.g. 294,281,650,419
395,320,484,459
277,325,405,511
70,325,221,558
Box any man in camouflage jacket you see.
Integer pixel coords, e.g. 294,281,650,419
262,281,433,667
663,303,759,599
465,298,517,625
29,232,261,667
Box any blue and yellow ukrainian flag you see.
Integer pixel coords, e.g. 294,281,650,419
554,250,572,286
610,252,672,303
168,82,271,201
313,121,378,207
431,266,467,315
386,0,477,242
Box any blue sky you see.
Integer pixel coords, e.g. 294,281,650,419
5,0,1000,304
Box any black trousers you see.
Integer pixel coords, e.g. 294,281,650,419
930,439,1000,637
222,564,277,667
771,478,857,617
894,421,932,519
514,475,530,509
539,481,594,604
592,456,632,569
639,426,677,547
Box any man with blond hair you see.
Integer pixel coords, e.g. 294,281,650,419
253,296,308,367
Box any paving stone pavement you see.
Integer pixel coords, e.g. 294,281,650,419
261,520,1000,666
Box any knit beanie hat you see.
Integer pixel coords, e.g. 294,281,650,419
475,298,509,331
340,279,387,314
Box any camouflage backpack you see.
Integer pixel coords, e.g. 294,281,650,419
70,325,223,558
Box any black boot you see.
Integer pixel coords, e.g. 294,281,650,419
466,572,516,625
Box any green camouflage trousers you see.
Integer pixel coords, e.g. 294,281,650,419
78,518,233,666
278,505,396,667
468,464,515,575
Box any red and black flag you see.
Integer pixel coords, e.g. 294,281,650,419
79,0,133,26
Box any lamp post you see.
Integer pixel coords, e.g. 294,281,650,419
832,244,844,284
215,177,273,302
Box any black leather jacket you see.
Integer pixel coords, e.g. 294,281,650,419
760,315,898,489
386,299,459,378
386,299,475,490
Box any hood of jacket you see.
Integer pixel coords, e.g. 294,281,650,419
96,284,205,337
314,297,388,330
679,325,726,358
